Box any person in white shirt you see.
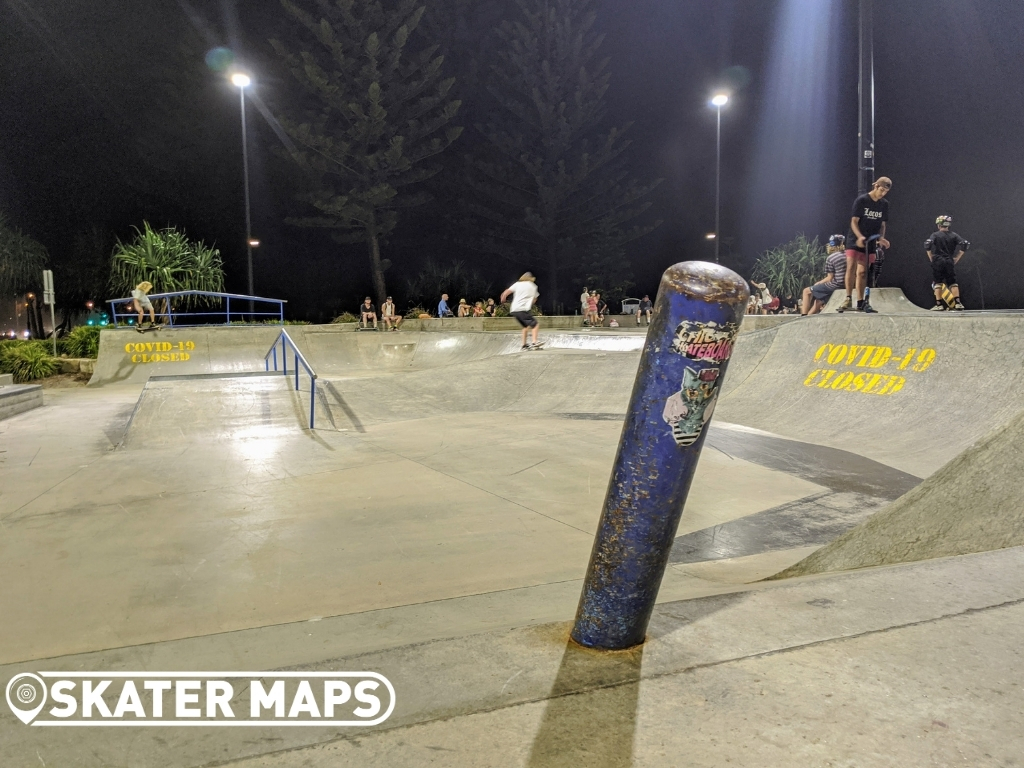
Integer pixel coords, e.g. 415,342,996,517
131,281,156,327
381,296,402,330
500,272,541,349
580,286,589,324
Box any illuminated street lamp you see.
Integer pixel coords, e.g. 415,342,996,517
231,72,255,314
709,93,729,264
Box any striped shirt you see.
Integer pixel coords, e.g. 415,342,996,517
823,251,847,290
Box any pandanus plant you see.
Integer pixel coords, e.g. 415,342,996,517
110,223,225,318
751,234,827,301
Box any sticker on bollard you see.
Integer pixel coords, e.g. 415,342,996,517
571,261,749,651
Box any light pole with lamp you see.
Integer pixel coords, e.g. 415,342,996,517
230,72,255,316
710,93,729,264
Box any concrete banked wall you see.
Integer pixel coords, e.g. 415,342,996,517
716,312,1024,478
771,407,1024,578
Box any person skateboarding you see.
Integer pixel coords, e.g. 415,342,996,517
925,215,968,311
131,281,156,329
841,176,892,312
500,272,541,350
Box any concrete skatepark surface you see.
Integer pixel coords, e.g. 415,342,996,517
2,307,1023,765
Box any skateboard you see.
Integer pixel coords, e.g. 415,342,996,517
521,342,545,351
136,323,164,333
939,284,957,310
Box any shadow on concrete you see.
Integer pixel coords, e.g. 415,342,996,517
526,641,644,768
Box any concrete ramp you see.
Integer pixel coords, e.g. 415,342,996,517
771,408,1024,578
119,374,313,449
821,286,927,314
716,313,1024,476
321,349,641,428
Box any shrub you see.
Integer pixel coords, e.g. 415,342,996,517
403,307,429,319
63,325,101,359
0,342,59,382
332,312,358,324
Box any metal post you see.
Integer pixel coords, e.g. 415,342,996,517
571,261,749,650
294,354,300,391
714,106,722,264
240,88,255,319
282,339,287,376
226,296,231,325
309,378,316,429
858,0,875,195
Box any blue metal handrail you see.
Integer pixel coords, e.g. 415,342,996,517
264,329,317,429
108,291,287,328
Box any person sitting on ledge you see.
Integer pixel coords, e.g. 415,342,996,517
360,297,378,329
381,296,402,331
437,293,453,317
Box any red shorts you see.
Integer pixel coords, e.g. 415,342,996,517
845,248,876,266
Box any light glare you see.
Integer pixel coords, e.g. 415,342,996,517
711,94,729,108
231,73,251,88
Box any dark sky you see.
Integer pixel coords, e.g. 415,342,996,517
2,0,1023,315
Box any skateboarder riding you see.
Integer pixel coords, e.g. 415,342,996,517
500,273,541,350
925,215,968,311
842,177,892,312
131,281,156,328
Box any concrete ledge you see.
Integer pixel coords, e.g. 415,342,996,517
0,383,43,420
56,357,96,374
0,372,12,386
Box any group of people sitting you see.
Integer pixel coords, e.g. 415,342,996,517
437,294,500,318
358,294,506,329
746,283,798,315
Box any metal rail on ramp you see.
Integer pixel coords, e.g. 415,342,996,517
265,330,317,429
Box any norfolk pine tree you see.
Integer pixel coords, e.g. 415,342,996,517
466,0,660,309
271,0,463,306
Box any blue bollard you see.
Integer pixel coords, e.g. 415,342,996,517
571,261,749,650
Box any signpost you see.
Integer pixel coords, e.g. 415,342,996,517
42,269,56,355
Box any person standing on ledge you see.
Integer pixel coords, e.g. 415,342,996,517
925,215,968,311
842,176,892,312
500,272,541,350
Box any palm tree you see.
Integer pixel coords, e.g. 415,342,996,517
0,212,49,337
110,223,225,316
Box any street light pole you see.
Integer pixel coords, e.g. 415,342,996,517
858,0,875,194
231,73,255,317
710,93,729,264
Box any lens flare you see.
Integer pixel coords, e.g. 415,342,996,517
205,47,234,72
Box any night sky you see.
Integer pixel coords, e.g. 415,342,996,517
2,0,1022,318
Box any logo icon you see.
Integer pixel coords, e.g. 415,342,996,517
6,673,48,725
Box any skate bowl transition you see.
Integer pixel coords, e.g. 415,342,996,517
93,302,1024,577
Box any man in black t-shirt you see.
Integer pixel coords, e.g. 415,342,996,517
360,297,378,329
636,295,653,326
842,176,892,312
925,215,968,311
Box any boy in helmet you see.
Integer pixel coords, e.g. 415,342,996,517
801,235,848,315
925,215,968,311
842,177,892,312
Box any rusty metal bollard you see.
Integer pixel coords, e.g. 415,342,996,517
571,261,749,650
